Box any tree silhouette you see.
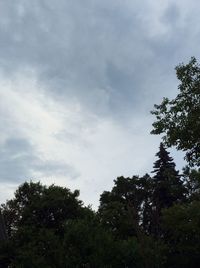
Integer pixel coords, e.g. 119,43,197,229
151,143,186,237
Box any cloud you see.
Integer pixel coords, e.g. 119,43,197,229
0,0,177,115
0,72,80,186
0,138,35,182
0,71,159,207
0,137,79,181
0,0,198,207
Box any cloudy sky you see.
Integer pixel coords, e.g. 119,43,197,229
0,0,199,208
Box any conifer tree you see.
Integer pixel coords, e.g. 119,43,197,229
151,143,186,237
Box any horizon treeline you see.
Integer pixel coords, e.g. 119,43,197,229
0,57,200,267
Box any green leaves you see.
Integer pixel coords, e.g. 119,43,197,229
1,181,82,237
162,201,200,268
0,181,147,267
151,57,200,166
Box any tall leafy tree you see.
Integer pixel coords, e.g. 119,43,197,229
98,175,153,239
0,181,87,267
1,181,83,238
98,175,167,267
151,57,200,166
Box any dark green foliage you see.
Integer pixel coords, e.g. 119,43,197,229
0,240,14,267
0,182,145,267
98,175,168,268
62,217,140,267
99,175,153,239
98,144,199,267
1,181,45,237
152,143,185,207
151,143,186,237
182,166,200,201
0,181,88,267
1,181,82,238
151,57,200,166
8,227,65,268
0,210,7,241
162,201,200,268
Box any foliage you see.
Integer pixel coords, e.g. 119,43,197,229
1,181,82,238
182,166,200,201
162,201,200,268
0,181,87,267
151,57,200,166
151,143,186,237
62,217,140,267
99,175,153,238
98,173,169,267
0,182,144,267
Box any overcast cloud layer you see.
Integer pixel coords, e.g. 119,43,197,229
0,0,199,208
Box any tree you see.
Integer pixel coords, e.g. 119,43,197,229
151,143,186,237
162,201,200,268
182,166,200,201
98,175,153,239
0,181,87,267
0,210,7,241
98,175,167,267
1,181,83,238
1,181,45,237
62,217,140,268
0,181,145,267
151,57,200,166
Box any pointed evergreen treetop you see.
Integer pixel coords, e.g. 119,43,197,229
152,143,178,180
152,143,185,209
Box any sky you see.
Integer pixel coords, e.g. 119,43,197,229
0,0,199,208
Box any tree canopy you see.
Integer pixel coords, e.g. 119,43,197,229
151,57,200,166
0,143,200,267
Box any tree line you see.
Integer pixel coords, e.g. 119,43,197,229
0,57,200,267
